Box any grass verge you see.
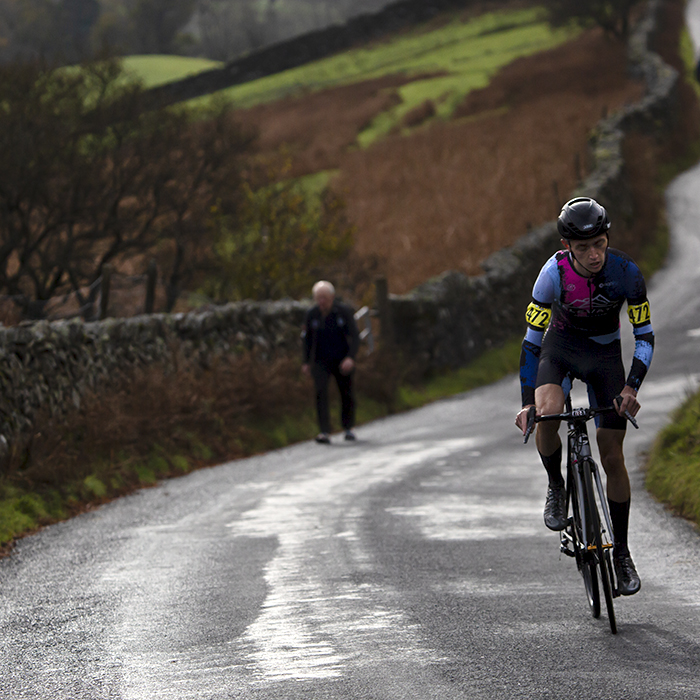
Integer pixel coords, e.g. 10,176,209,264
641,1,700,528
645,391,700,526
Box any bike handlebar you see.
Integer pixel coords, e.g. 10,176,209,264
523,395,639,444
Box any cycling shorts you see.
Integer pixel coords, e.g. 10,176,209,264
535,331,627,430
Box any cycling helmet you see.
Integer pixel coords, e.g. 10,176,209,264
557,197,611,240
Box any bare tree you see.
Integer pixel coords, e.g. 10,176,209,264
125,0,197,54
0,58,253,317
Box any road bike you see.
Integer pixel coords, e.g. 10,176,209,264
523,391,638,634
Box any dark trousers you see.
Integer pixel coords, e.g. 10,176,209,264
311,362,355,434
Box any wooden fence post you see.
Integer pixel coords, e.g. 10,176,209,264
145,259,157,314
375,277,393,346
100,265,112,319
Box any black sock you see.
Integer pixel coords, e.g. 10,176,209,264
608,497,631,555
539,445,564,488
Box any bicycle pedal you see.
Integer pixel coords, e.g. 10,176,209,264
559,540,576,558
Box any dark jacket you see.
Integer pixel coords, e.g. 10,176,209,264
303,301,360,367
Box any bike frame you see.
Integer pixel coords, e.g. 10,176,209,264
523,390,637,634
564,397,616,554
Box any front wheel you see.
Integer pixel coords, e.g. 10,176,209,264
582,458,616,634
568,469,600,618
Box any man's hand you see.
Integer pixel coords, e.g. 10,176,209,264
615,386,640,417
340,357,355,375
301,363,310,377
515,404,535,435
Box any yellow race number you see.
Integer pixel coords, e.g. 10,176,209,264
526,302,551,330
627,301,650,326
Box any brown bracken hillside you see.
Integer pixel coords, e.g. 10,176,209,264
236,26,644,294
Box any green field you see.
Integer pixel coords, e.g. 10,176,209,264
121,55,223,88
124,7,578,145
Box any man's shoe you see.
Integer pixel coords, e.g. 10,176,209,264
344,430,356,441
315,433,331,444
544,483,567,531
614,550,641,596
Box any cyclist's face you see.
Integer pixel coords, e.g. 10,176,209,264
565,234,608,276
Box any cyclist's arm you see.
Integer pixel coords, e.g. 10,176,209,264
617,256,654,417
625,297,654,392
520,259,557,407
518,325,543,433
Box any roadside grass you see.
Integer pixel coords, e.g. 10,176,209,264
645,390,700,526
182,7,578,144
398,337,522,408
642,11,700,528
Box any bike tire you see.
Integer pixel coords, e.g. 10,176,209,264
568,464,600,618
581,458,617,634
601,547,617,634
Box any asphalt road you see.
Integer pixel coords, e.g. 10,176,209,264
3,21,700,700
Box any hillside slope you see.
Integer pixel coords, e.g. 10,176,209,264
117,3,648,303
231,25,642,293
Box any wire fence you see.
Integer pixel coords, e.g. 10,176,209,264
0,262,162,326
0,266,377,355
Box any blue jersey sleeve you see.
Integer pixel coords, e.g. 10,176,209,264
624,262,654,390
520,256,557,406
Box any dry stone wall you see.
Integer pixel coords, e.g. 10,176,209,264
0,302,307,443
0,0,677,447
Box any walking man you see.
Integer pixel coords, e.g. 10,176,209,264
302,280,360,444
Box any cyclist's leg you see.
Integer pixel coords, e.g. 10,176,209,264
534,342,567,480
534,335,572,530
582,341,630,500
534,382,564,461
588,361,641,594
535,383,566,529
596,428,630,502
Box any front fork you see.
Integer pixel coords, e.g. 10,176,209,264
560,425,616,558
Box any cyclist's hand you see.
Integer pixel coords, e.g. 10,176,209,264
615,386,639,417
515,405,535,434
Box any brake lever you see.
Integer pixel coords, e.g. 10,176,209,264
614,395,639,430
523,405,537,444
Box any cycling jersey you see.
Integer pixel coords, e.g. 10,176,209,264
520,247,654,407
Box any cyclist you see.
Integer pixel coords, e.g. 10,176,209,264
514,197,654,596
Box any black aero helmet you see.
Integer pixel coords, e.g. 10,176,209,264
557,197,611,240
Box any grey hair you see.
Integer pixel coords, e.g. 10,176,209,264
312,280,335,297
